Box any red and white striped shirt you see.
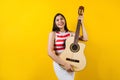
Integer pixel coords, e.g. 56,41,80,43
54,31,71,54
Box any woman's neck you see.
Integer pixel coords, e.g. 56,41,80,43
60,28,65,32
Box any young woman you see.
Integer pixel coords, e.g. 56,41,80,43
48,13,88,80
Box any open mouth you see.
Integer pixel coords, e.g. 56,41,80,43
58,22,64,26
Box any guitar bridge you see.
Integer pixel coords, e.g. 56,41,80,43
66,58,79,63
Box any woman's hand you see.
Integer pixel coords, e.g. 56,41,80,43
63,62,74,72
78,14,84,24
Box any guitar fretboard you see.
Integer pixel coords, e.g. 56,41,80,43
74,19,81,44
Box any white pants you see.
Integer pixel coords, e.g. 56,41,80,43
53,62,75,80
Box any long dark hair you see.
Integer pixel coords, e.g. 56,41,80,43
52,13,69,32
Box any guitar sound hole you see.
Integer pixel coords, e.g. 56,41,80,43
72,45,78,50
70,43,80,53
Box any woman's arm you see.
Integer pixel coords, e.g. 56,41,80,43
48,32,74,72
48,32,66,66
80,23,88,41
78,14,88,41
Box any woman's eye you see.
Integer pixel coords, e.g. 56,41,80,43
56,19,59,21
60,18,63,20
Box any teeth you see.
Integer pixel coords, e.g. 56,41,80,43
59,23,64,26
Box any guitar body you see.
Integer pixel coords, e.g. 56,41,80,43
59,36,86,71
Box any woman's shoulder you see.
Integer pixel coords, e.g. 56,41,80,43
49,31,55,34
49,31,56,37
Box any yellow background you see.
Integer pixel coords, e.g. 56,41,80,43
0,0,120,80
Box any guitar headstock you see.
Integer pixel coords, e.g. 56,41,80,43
78,6,84,16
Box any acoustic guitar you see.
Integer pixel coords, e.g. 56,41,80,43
59,6,86,71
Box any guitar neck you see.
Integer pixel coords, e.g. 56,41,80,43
74,6,84,44
74,19,81,44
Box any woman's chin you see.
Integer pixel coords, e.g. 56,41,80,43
58,25,64,29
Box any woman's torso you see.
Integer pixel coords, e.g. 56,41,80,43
54,31,71,55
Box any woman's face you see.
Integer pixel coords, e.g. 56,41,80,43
55,15,65,29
